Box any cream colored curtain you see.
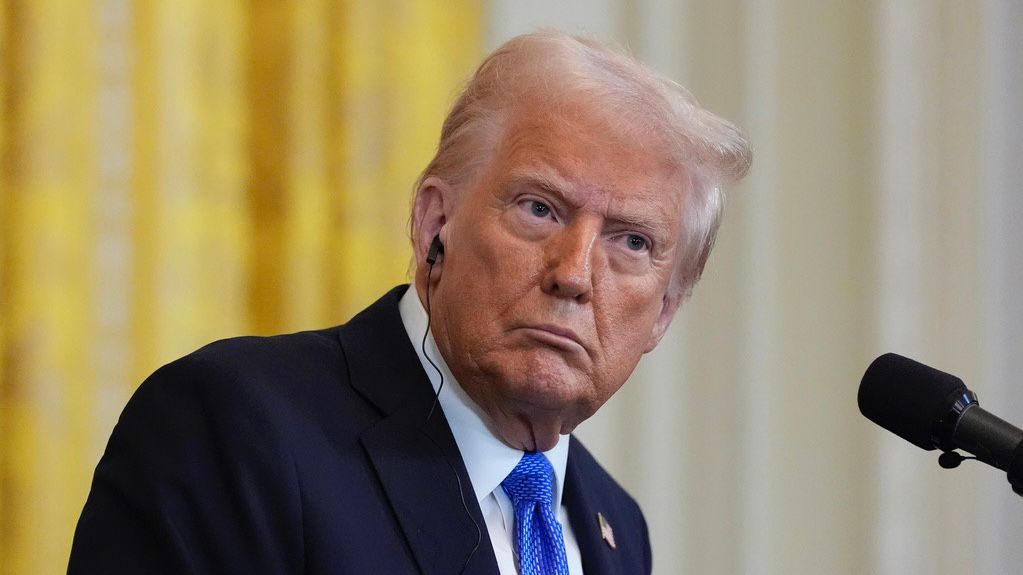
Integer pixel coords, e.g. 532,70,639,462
489,1,1023,574
0,2,481,573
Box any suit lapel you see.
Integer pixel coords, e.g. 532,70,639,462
340,286,498,575
361,403,495,574
564,438,616,575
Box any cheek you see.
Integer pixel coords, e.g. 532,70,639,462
592,284,664,366
440,223,542,344
455,217,546,295
598,278,664,330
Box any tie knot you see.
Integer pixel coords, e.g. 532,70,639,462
501,451,555,506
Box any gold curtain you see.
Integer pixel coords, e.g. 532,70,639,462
0,1,482,572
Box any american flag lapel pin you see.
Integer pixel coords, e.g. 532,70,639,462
597,512,616,550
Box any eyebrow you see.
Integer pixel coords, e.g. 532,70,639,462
506,170,577,206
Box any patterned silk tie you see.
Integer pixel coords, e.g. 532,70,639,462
501,451,570,575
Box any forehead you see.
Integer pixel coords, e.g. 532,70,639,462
486,100,686,216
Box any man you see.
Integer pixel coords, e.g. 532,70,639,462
69,31,749,574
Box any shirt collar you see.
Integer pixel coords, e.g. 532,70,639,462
398,285,570,508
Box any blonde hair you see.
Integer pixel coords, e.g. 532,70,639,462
413,30,751,297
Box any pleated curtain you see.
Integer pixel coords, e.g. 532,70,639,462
0,2,481,573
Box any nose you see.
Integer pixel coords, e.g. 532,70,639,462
541,221,597,303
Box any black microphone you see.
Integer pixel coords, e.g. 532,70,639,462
858,353,1023,496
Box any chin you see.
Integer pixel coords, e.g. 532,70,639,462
488,348,596,412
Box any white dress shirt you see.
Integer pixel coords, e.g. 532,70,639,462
398,287,584,575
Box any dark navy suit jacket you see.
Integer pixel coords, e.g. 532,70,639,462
69,285,652,574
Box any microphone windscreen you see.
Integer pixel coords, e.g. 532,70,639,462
858,353,967,451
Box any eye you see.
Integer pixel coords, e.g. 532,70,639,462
529,200,552,219
624,234,648,252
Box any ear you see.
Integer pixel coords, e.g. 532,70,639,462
643,288,685,353
412,176,454,279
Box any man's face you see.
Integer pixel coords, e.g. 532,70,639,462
424,101,686,451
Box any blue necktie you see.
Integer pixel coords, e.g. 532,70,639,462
501,451,570,575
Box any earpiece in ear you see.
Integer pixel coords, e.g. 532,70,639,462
426,235,445,265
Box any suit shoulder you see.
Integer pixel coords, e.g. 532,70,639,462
154,326,343,390
75,333,330,573
123,326,352,436
568,436,644,514
187,326,343,373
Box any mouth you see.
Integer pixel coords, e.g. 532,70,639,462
517,324,587,353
